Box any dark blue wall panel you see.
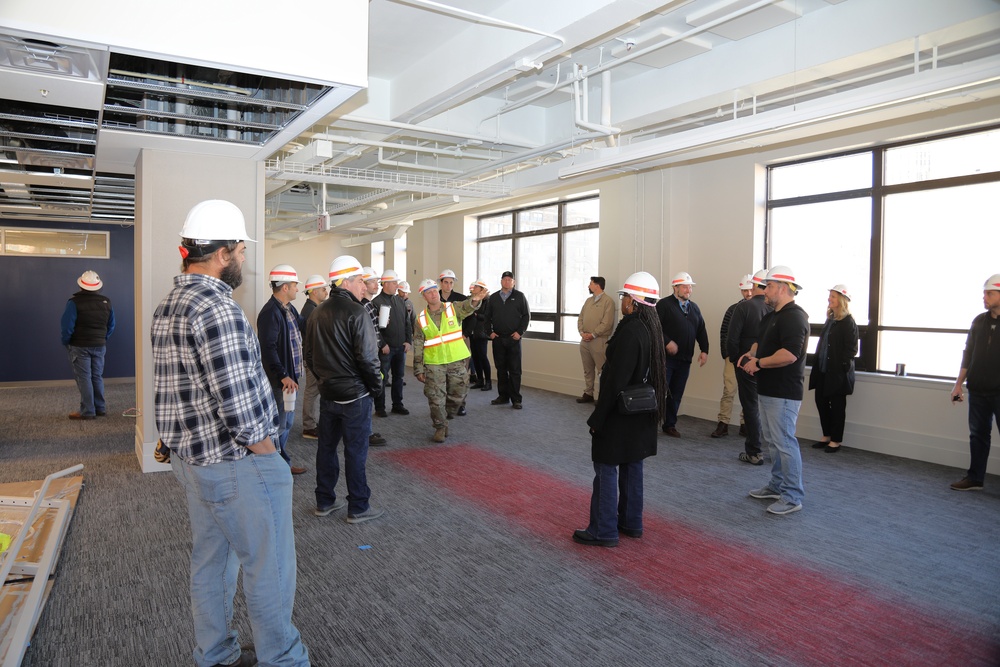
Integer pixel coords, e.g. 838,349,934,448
0,222,135,382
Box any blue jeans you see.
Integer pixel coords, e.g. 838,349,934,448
758,395,804,505
663,358,691,429
376,345,406,411
271,385,294,465
967,391,1000,483
316,395,373,514
587,461,643,540
171,451,309,667
67,345,106,416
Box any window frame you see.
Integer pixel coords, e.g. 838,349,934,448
477,195,599,341
765,124,1000,379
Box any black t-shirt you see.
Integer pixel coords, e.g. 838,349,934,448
757,301,810,400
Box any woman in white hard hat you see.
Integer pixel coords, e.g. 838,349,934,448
808,285,859,453
573,271,667,548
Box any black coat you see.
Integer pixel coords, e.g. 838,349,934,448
809,314,859,397
587,312,658,465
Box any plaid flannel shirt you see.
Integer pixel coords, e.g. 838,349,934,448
151,273,278,465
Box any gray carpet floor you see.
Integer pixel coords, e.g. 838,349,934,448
1,381,998,666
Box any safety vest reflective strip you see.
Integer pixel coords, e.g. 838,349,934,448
418,303,470,365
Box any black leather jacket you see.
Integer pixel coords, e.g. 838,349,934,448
305,285,383,401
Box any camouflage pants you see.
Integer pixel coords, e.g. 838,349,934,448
424,360,469,427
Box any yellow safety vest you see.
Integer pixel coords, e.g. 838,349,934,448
418,302,470,366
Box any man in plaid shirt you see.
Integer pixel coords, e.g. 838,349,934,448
152,200,309,667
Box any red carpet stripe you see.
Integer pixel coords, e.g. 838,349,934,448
385,443,999,667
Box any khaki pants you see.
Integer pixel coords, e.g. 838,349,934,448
580,336,608,398
717,359,743,424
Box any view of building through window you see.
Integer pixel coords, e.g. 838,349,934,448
478,195,599,341
767,126,1000,378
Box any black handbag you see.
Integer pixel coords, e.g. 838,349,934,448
617,381,657,414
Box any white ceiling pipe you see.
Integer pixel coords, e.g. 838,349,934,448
487,0,781,119
377,147,464,174
573,79,619,136
602,70,616,149
395,0,564,49
341,222,413,248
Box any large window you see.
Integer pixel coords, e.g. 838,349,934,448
478,195,599,341
766,126,1000,378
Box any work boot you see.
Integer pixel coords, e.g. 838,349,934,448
710,421,729,438
433,425,448,443
576,393,594,404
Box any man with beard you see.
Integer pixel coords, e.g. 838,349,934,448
151,200,309,667
740,266,810,516
576,276,617,404
655,271,709,437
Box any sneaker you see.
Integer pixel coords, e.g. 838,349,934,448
767,500,802,515
572,529,618,547
369,433,387,447
457,405,467,416
739,452,764,466
314,499,348,516
748,486,780,499
302,428,318,440
347,506,385,524
950,477,984,492
391,405,410,415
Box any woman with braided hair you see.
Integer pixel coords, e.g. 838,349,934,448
573,271,667,547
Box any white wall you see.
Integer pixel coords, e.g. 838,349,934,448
322,101,998,475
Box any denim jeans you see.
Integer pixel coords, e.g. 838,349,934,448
663,358,691,429
758,395,804,505
67,345,106,416
587,461,643,540
171,451,309,667
376,345,406,411
316,395,373,514
735,368,762,455
271,384,294,465
967,391,1000,483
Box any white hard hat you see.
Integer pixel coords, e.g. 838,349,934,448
418,278,439,294
829,284,851,301
671,272,695,286
398,281,411,293
751,269,768,287
471,279,488,290
268,264,298,285
329,255,364,283
739,274,754,291
361,266,377,282
77,270,103,291
618,271,659,306
984,274,1000,291
179,200,255,243
381,269,400,282
766,265,803,290
304,274,327,292
439,269,456,280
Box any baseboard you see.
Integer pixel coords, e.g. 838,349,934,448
135,433,171,473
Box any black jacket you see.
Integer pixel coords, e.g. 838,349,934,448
587,312,659,465
655,294,708,362
808,315,859,397
305,286,382,401
372,291,412,347
962,311,1000,395
257,295,302,388
484,289,530,337
726,294,772,363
